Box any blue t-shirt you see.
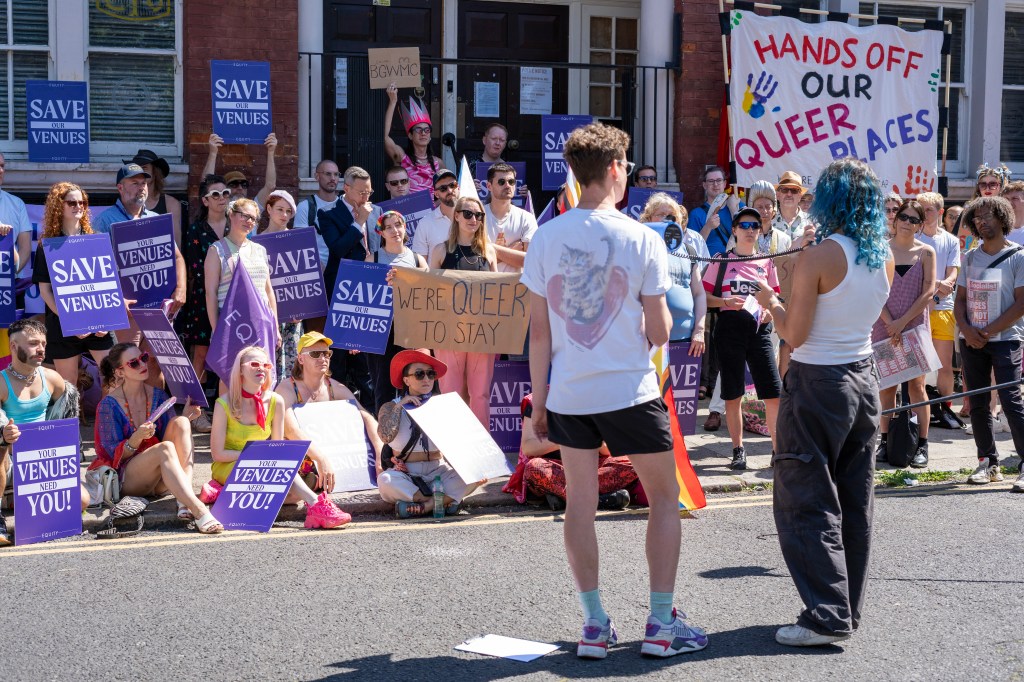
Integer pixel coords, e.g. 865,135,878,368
687,201,741,256
666,251,696,342
92,200,159,235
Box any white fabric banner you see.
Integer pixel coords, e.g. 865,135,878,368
728,11,943,193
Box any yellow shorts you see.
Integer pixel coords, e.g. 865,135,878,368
930,309,955,342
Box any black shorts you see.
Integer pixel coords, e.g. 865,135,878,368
547,397,673,456
44,314,114,361
713,310,782,401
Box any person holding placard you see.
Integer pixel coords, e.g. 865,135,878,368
871,200,936,468
276,331,383,493
429,196,498,427
384,85,445,194
201,132,278,206
92,343,222,534
376,350,481,518
210,346,351,529
32,182,114,385
0,152,32,276
368,211,428,413
123,150,184,248
257,190,303,379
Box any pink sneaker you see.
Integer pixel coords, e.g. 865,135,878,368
199,479,222,504
305,492,352,529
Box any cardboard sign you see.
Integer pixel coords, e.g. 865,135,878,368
0,233,15,327
292,400,377,492
376,190,434,243
111,214,176,308
251,228,328,323
210,60,273,144
325,261,393,354
623,187,685,222
541,115,592,190
12,419,82,546
42,234,129,335
668,342,702,436
392,268,530,354
489,361,532,453
211,440,307,532
132,308,208,407
26,80,89,163
368,47,421,89
406,393,512,482
774,252,798,302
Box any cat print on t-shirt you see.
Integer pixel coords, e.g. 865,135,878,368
547,236,629,349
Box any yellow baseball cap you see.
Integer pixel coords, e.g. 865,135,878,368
297,331,333,354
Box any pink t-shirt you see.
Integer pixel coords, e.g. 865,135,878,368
702,252,780,321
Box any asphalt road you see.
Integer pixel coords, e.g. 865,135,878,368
1,484,1021,681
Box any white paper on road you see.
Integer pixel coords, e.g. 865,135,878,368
406,393,512,483
292,400,377,492
872,325,942,390
455,634,560,662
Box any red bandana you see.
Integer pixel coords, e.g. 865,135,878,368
241,388,267,430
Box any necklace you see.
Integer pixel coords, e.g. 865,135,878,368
457,244,481,265
5,366,35,384
121,386,151,431
299,378,325,404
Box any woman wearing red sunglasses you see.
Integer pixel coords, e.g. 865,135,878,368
92,342,221,533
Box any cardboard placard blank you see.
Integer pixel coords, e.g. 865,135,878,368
368,48,421,89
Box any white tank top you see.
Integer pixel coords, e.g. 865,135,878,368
790,233,890,365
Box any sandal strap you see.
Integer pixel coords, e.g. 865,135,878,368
195,512,222,532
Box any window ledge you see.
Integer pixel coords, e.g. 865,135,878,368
2,161,190,194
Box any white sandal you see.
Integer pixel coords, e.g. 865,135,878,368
176,503,195,521
195,512,223,535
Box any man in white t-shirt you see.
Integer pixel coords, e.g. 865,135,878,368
917,192,961,406
411,170,459,259
294,159,341,267
484,163,537,273
521,122,708,660
1002,181,1024,246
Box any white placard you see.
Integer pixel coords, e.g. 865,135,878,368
455,634,560,662
406,393,512,482
872,325,942,390
292,400,377,492
335,57,348,110
474,81,500,118
520,67,552,115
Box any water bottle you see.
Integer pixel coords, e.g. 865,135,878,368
432,475,445,519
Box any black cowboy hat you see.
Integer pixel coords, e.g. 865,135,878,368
122,149,169,178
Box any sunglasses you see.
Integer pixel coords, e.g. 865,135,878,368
302,349,333,359
387,178,410,187
777,186,802,195
405,369,438,380
119,352,151,370
245,361,273,371
735,221,760,231
435,181,458,193
232,209,259,223
636,175,657,182
885,207,899,215
205,189,231,199
461,209,485,221
64,200,86,208
411,126,432,135
617,159,636,175
978,182,1002,191
228,180,249,188
896,213,923,225
493,178,516,186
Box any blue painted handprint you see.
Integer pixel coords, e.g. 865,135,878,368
742,71,779,119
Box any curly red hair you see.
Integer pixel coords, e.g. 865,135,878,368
42,182,92,239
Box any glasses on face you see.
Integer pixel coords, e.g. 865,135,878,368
411,126,432,135
896,213,923,225
616,159,636,175
119,352,151,370
735,221,760,231
228,180,249,189
461,209,485,221
387,178,410,187
973,213,995,224
205,189,231,200
636,175,657,183
884,207,899,215
435,182,458,193
302,350,333,360
232,210,259,223
493,178,516,187
978,181,1001,191
777,187,801,195
705,177,726,186
245,361,273,371
64,200,86,208
405,369,438,381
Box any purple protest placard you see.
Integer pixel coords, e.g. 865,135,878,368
0,232,15,327
475,162,528,209
541,115,592,190
668,342,702,436
111,213,176,308
211,60,272,144
325,261,392,354
376,190,433,242
132,308,208,408
206,263,278,385
12,418,82,546
623,187,685,221
211,440,307,532
251,228,328,323
488,360,532,453
42,233,129,335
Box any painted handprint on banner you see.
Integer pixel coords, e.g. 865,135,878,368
742,71,779,119
903,165,936,195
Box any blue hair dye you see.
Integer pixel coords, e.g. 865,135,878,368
809,158,889,271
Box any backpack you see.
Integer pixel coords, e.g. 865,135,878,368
887,383,919,468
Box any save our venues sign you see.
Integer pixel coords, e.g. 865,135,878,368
26,80,89,163
728,11,943,194
210,60,273,144
41,234,129,336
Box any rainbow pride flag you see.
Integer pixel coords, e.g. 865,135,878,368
651,344,707,511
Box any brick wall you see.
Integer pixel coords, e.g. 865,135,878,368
674,0,727,208
182,1,298,206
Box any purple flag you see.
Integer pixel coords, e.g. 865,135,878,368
668,342,702,436
211,440,307,532
111,213,177,308
132,308,208,408
0,232,15,327
205,262,278,384
251,228,328,323
325,261,393,354
376,190,434,242
489,360,532,453
623,187,685,221
42,233,129,335
12,418,82,546
536,198,557,226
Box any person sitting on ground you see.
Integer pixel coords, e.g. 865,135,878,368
376,350,484,518
209,346,351,529
503,392,634,511
92,343,222,534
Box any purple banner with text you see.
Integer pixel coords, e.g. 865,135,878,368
42,234,129,335
211,440,307,532
111,213,176,308
252,228,328,322
376,190,434,243
132,308,208,408
668,341,702,436
488,361,532,453
12,418,82,546
0,232,15,327
325,261,393,354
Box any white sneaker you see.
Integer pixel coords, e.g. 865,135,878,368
775,623,850,647
965,421,973,435
1012,471,1024,493
967,460,1004,485
192,412,213,434
995,414,1011,433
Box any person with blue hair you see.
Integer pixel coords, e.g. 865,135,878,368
753,158,894,647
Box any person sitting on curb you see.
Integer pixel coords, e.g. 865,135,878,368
92,343,221,534
503,392,634,511
376,350,483,518
208,346,351,529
